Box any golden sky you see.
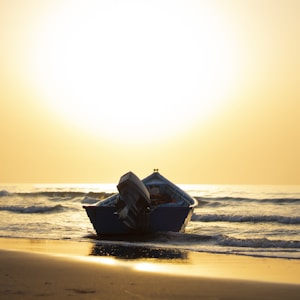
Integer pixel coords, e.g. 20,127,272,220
1,0,299,184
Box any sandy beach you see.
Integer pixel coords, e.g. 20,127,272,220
1,238,300,299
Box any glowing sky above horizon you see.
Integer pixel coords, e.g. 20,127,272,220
1,0,299,184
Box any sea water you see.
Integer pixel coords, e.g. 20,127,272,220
0,183,299,259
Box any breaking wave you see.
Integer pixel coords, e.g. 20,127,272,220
2,191,114,200
192,213,300,224
90,231,300,256
216,235,300,249
0,190,10,197
81,196,101,204
195,196,300,207
151,232,300,252
0,204,65,214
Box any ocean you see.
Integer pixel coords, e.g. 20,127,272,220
1,183,300,259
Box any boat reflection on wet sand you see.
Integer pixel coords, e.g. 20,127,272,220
90,243,188,260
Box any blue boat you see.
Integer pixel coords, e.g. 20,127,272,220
83,170,198,235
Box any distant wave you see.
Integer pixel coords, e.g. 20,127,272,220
81,196,101,204
195,199,226,207
3,190,299,204
1,191,114,201
195,196,300,208
0,204,65,214
192,213,300,224
0,190,10,197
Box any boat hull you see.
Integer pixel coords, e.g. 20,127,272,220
84,205,194,235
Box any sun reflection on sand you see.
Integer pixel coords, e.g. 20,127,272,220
43,249,300,284
1,238,300,284
134,262,161,273
91,256,117,266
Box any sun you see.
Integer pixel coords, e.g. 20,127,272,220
28,1,239,143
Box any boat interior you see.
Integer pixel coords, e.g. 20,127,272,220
98,182,191,208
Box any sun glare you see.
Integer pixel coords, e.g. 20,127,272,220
29,1,239,143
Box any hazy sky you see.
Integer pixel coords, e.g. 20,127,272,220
1,0,299,184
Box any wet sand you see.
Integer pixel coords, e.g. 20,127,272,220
1,238,300,299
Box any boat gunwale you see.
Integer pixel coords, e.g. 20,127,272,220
83,171,198,209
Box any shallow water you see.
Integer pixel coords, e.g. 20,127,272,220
1,183,299,259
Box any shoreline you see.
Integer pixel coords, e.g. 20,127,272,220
1,237,300,299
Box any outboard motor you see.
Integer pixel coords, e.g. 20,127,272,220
116,171,151,230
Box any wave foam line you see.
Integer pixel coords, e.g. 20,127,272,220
192,214,300,224
0,204,65,214
217,235,300,249
195,196,300,205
